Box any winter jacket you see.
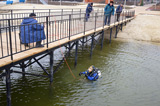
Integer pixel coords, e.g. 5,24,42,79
20,18,46,44
86,3,93,13
104,3,115,16
116,5,123,13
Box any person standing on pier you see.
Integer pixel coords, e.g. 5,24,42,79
85,2,93,22
116,3,123,21
20,13,46,48
104,1,115,25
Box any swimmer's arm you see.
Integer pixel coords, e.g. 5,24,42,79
81,70,89,74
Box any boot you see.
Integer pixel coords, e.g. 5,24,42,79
36,41,44,48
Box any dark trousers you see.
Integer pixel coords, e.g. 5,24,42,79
117,13,121,21
104,15,111,25
86,12,90,21
36,41,42,46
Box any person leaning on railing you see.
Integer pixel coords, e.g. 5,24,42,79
20,13,46,48
104,1,115,26
116,3,123,22
85,2,93,22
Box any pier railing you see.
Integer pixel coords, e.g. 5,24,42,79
0,9,88,29
0,10,135,60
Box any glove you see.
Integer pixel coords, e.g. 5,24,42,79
79,72,82,76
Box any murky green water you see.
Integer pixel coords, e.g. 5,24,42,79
1,38,160,106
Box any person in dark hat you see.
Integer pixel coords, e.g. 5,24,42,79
104,1,115,25
29,13,36,18
116,3,123,21
85,2,94,22
20,13,46,48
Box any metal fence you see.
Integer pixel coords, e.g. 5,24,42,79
0,9,135,60
0,9,89,29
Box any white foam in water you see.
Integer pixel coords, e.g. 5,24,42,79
117,15,160,43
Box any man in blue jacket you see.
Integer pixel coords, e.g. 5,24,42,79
79,65,101,81
85,2,93,22
104,1,115,25
116,3,123,21
20,13,46,48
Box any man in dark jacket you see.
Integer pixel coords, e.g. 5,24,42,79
20,13,46,48
116,3,123,21
85,2,93,22
104,1,115,25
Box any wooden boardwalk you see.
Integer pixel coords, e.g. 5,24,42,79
0,17,134,70
0,8,135,106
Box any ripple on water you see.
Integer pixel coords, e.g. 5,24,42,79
1,39,160,106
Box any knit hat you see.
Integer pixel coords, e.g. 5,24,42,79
29,13,36,17
110,1,114,3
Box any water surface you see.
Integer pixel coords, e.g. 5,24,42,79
1,39,160,106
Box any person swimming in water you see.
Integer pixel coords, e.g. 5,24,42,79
79,65,101,81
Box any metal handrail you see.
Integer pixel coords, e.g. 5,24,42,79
0,10,135,60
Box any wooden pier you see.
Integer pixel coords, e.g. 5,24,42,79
0,9,135,106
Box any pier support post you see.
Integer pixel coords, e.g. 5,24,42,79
22,62,25,77
6,68,11,106
82,36,85,50
109,28,112,44
121,23,123,31
115,26,118,38
74,40,79,67
86,36,88,43
90,34,94,58
50,51,54,83
101,30,104,50
68,42,71,56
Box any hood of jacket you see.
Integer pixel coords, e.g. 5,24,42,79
22,18,36,24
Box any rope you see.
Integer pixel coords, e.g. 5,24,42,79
50,15,76,79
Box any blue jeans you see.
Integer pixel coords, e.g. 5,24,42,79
104,15,111,25
86,12,90,21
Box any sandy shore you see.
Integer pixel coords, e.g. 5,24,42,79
0,3,106,14
0,3,159,13
117,4,160,43
134,4,160,15
0,3,100,10
0,3,133,11
117,15,160,43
